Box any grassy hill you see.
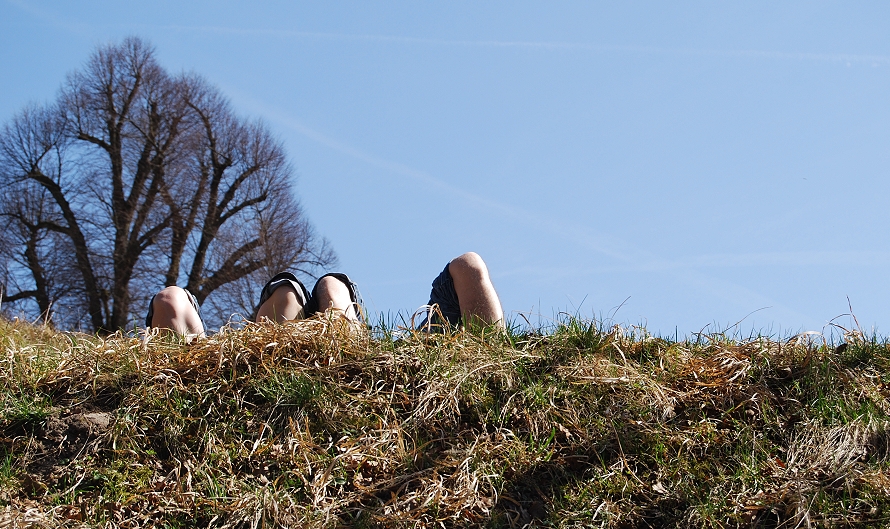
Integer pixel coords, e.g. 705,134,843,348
1,314,889,528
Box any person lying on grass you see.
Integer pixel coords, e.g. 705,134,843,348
145,252,504,338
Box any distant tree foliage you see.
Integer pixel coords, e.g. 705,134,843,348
0,37,336,332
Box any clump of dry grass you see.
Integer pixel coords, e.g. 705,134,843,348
0,314,889,528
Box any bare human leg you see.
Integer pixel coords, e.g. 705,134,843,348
447,252,504,329
312,275,359,322
149,286,205,338
256,284,305,323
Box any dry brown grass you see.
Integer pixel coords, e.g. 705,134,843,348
1,314,889,528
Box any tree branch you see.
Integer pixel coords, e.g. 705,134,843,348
2,289,37,303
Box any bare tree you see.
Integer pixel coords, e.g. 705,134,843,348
0,37,336,332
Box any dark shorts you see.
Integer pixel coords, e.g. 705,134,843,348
419,263,461,330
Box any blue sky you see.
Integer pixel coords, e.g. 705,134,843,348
3,1,889,337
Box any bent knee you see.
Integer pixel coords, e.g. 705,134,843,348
266,283,301,305
315,276,350,303
149,286,202,335
153,286,191,310
256,283,304,322
449,252,489,278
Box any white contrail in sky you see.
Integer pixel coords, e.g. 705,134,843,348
263,104,635,264
159,24,890,66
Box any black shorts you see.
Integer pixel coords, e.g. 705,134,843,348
419,262,461,330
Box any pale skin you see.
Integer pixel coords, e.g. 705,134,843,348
148,252,503,334
255,275,358,323
149,286,206,337
447,252,504,329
